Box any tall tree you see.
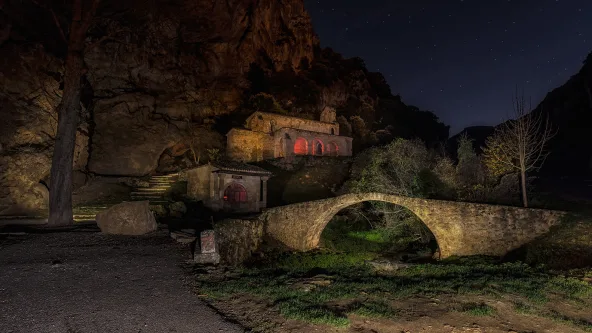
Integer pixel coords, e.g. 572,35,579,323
48,0,100,225
482,89,555,207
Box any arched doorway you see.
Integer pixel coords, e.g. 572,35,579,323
294,137,308,155
312,139,323,156
223,183,248,207
326,142,339,156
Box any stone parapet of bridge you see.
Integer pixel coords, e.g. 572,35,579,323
260,193,567,258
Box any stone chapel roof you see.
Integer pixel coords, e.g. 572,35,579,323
211,160,272,176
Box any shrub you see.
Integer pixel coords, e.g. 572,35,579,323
248,92,288,115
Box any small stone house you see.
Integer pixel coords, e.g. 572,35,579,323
226,107,353,162
184,160,272,213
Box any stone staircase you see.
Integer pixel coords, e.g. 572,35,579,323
72,204,111,222
2,173,181,224
130,173,180,204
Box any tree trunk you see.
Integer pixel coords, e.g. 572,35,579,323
48,1,90,226
520,169,528,208
48,56,83,225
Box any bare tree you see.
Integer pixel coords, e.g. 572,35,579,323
45,0,100,226
482,89,555,207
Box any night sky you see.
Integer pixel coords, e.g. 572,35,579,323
303,0,592,135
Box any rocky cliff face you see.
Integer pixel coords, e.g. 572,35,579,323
0,0,447,215
531,53,592,176
451,53,592,177
0,0,318,214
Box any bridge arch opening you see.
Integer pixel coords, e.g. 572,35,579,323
317,200,439,260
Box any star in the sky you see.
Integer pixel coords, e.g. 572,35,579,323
305,0,592,133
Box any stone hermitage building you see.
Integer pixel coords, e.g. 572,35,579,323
185,108,353,213
184,160,272,213
226,107,353,162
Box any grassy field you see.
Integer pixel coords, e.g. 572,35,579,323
193,252,592,330
191,212,592,332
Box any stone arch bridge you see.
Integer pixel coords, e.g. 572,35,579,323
260,193,566,258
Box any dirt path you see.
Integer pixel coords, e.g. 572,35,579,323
0,227,244,333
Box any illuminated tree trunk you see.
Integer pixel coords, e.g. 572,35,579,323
48,0,99,226
482,88,555,208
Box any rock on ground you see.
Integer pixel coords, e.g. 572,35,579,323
96,201,157,235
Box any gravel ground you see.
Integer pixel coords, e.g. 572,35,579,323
0,226,244,333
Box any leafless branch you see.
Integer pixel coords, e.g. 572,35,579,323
31,0,67,43
483,87,556,207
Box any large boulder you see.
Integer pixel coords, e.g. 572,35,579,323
96,201,157,235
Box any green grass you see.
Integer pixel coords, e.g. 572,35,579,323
195,253,592,327
458,302,496,316
513,301,535,315
513,301,592,331
197,212,592,328
320,216,391,253
348,300,398,318
279,298,349,326
269,251,377,272
522,214,592,270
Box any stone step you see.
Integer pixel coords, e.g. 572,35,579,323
130,198,166,202
130,200,171,205
133,191,168,195
72,205,109,208
131,194,164,199
135,187,170,192
130,198,165,202
0,215,47,220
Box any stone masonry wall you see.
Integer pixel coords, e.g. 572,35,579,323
226,128,273,162
261,193,567,258
274,128,352,158
212,173,264,213
214,218,264,265
185,166,212,201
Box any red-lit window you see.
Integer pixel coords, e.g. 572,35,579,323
326,142,339,156
223,183,248,203
312,139,323,155
294,137,308,155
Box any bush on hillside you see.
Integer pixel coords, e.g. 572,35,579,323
337,138,522,253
